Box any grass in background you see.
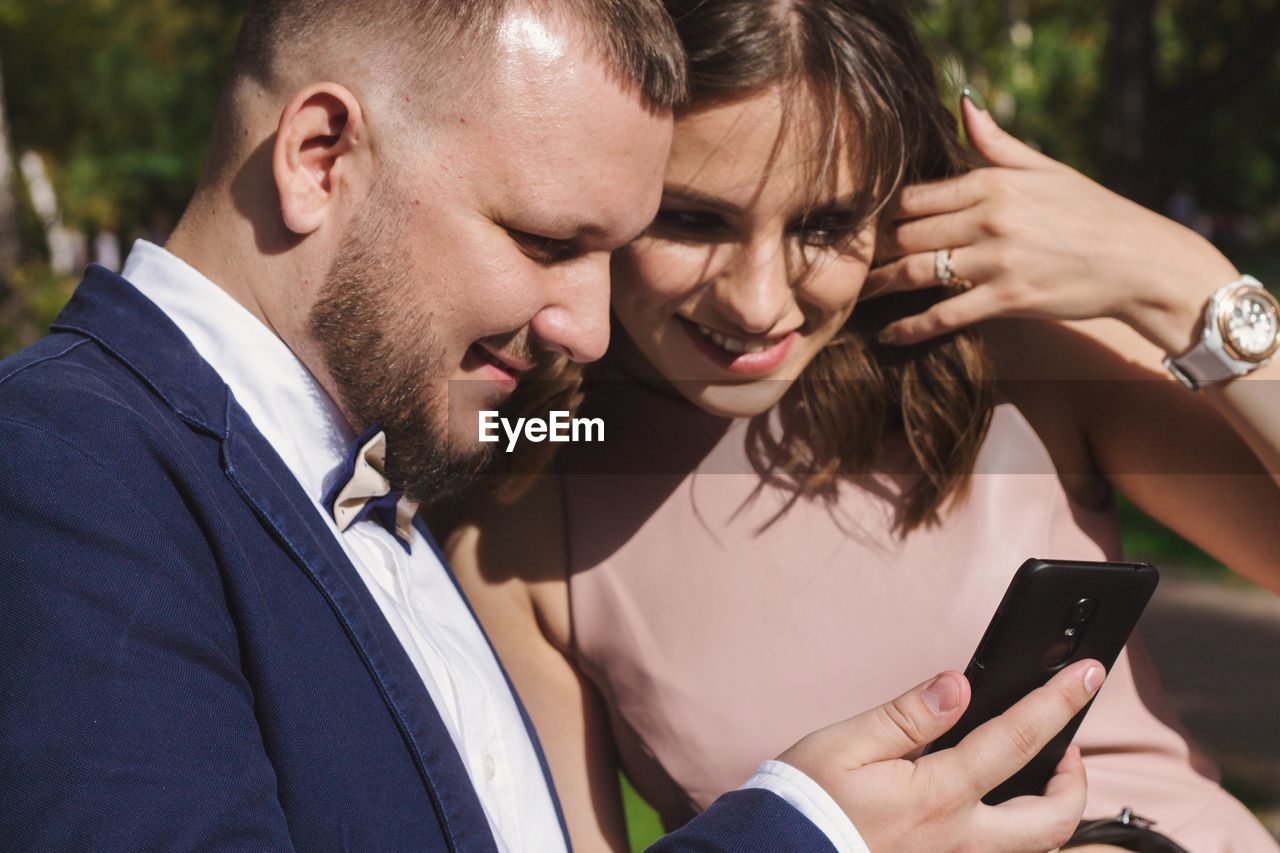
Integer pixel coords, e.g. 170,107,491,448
622,775,663,851
1116,495,1228,576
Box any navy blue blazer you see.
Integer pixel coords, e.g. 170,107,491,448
0,267,834,852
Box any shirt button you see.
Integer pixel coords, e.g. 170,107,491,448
483,753,496,780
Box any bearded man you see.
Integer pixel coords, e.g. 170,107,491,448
0,2,1102,851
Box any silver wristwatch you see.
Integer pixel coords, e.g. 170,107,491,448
1164,275,1279,391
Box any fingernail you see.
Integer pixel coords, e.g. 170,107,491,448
1082,665,1104,694
877,327,898,345
961,84,989,114
924,674,961,715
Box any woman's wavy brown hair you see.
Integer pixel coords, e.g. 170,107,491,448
499,0,994,533
671,0,993,532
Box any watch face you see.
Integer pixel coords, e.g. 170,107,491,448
1220,290,1280,361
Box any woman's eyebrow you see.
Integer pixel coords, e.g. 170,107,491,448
661,185,743,215
660,186,868,220
797,194,863,217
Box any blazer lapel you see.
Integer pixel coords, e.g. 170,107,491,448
52,268,501,853
222,414,500,853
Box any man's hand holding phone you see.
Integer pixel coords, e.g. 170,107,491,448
778,659,1105,853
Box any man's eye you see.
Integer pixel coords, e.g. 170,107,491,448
509,230,576,264
647,209,730,242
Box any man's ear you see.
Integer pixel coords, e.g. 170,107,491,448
273,83,368,236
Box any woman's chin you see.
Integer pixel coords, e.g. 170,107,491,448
675,378,793,420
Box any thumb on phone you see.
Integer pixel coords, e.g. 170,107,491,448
781,672,971,770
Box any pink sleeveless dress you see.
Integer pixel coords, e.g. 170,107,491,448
560,383,1277,851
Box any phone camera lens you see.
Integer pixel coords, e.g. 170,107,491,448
1070,597,1097,624
1044,637,1075,668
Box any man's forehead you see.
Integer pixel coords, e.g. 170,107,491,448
500,150,667,244
472,96,669,233
496,8,571,63
412,5,671,241
488,5,603,100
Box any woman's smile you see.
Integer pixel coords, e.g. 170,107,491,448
677,316,797,376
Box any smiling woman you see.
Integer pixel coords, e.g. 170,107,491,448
438,1,1280,851
606,35,992,529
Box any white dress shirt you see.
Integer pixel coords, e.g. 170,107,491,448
120,240,868,853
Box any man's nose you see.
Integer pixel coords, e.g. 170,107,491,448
712,238,794,335
529,257,612,363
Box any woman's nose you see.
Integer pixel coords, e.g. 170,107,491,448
711,239,794,334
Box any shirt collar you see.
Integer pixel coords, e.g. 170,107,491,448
121,240,356,507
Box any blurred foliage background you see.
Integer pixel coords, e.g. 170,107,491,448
0,0,243,352
0,0,1275,349
0,0,1276,847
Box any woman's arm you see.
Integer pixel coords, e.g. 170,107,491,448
434,477,631,852
867,96,1280,592
989,315,1280,591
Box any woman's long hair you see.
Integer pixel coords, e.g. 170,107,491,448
672,0,993,532
500,0,993,533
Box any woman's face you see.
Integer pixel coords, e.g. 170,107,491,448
611,86,876,418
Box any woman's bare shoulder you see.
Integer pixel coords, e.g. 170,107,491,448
430,475,573,653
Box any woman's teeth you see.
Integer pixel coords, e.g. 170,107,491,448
695,322,773,354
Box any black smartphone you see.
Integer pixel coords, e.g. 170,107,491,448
921,558,1159,804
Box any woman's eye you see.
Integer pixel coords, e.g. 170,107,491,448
509,230,576,264
647,209,730,241
795,214,863,248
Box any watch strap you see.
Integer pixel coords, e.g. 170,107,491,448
1164,339,1248,391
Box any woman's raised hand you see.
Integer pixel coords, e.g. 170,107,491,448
867,94,1239,355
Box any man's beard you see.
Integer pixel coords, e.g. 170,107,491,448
309,205,494,507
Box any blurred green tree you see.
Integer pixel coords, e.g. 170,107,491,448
0,54,20,272
0,0,244,238
913,0,1280,213
0,0,1277,359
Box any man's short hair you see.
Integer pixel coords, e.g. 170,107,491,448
231,0,687,109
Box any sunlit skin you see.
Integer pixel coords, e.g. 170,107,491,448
610,85,876,418
401,14,672,445
170,10,672,452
